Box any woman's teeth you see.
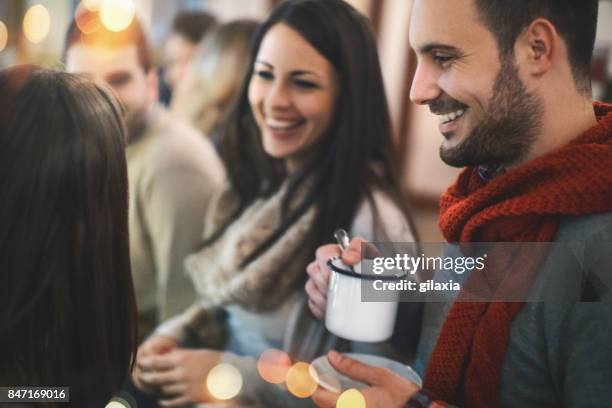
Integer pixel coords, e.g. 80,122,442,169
438,109,466,124
266,118,303,130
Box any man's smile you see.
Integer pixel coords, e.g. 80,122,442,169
437,108,466,124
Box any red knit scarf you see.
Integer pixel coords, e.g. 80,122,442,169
423,102,612,407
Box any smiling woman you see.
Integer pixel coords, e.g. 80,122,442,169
133,1,420,406
248,22,340,165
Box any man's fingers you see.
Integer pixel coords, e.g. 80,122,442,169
327,350,387,386
311,386,340,408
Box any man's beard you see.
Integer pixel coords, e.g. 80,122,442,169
437,59,543,168
125,105,149,143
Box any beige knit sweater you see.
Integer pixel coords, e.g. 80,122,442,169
126,105,225,340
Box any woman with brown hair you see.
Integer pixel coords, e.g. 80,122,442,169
0,65,137,407
134,1,420,406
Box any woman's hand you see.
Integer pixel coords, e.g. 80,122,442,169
305,237,367,319
132,334,179,393
311,351,420,408
136,347,222,407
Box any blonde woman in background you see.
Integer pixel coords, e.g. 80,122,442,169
171,20,259,144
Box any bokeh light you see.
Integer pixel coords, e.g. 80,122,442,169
286,362,318,398
104,400,131,408
105,403,126,408
257,349,292,384
100,0,135,32
75,2,102,35
105,392,135,408
23,5,51,44
82,0,102,11
206,363,243,400
0,21,7,52
336,388,366,408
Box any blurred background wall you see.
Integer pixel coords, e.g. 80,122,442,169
1,0,611,241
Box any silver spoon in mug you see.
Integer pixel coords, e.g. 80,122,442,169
334,228,350,251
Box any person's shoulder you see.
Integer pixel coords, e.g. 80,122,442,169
351,187,414,242
141,107,224,177
555,213,612,242
146,107,214,158
528,212,612,304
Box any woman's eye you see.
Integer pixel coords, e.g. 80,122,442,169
294,80,318,89
254,70,274,80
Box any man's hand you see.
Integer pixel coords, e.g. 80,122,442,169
136,347,222,407
311,351,420,408
305,237,367,319
132,334,179,393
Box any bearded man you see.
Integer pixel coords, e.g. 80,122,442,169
306,1,612,407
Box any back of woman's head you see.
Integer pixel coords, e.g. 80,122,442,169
219,0,400,256
171,19,259,139
0,65,137,405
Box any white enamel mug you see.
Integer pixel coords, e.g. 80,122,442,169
324,257,402,342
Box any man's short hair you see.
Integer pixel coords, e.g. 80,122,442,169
64,9,152,73
171,11,217,44
474,0,598,93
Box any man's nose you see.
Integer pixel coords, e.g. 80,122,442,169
409,63,441,106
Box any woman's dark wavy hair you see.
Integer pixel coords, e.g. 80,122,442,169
0,66,137,406
210,0,417,265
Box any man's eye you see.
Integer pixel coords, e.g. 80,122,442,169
433,54,455,67
254,70,273,80
106,74,132,87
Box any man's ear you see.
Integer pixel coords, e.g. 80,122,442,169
515,18,559,77
147,69,159,104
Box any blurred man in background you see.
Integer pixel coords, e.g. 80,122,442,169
64,10,224,342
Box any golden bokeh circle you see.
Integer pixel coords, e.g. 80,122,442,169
75,2,102,35
286,362,318,399
23,4,51,44
0,21,8,52
206,363,243,401
99,0,135,32
336,388,366,408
